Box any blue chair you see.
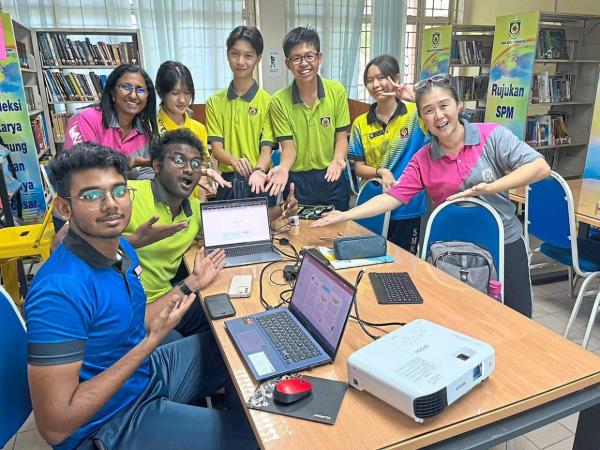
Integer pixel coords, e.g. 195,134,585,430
344,160,360,196
421,197,505,301
0,285,32,447
355,178,391,237
524,171,600,348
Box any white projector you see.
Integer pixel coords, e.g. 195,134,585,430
347,319,495,422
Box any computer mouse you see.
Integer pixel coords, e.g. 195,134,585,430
273,378,313,404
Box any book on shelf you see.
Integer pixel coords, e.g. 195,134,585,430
38,32,139,67
42,70,107,102
16,41,30,68
50,112,68,143
30,115,49,153
450,40,491,65
525,112,571,147
24,85,43,111
537,28,569,60
450,75,489,101
531,72,572,103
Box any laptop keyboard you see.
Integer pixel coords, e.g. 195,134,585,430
224,243,273,257
256,311,323,365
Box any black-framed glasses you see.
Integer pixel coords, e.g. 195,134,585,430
287,52,319,65
165,154,203,172
414,73,451,92
118,83,148,96
65,186,136,210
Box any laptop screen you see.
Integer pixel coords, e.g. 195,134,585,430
289,252,356,358
201,198,271,248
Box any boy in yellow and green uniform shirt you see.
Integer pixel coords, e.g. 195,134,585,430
206,26,277,202
267,27,351,211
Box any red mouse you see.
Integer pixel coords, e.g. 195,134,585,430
273,378,313,404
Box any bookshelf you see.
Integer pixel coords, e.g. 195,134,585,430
33,27,143,150
420,24,494,123
486,11,600,180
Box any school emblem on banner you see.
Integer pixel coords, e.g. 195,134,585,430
400,127,409,138
248,107,258,116
432,32,440,48
320,116,331,128
509,20,521,39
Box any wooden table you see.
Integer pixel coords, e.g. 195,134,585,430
510,178,600,228
185,220,600,449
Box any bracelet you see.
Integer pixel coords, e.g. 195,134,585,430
375,167,382,177
252,166,266,174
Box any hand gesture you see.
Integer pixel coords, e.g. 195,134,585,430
202,168,232,189
325,158,346,182
309,210,346,229
191,247,227,290
382,76,416,102
197,177,216,195
129,215,188,248
248,170,268,194
446,182,491,201
129,156,151,169
265,165,289,196
377,168,396,192
231,157,253,177
146,293,196,345
280,182,299,219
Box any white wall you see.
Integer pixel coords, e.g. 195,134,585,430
257,0,288,94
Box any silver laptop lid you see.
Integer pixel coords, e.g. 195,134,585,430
201,197,271,248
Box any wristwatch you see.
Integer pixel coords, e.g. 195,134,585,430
177,280,193,296
252,166,266,174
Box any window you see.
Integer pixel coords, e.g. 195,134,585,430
356,0,455,102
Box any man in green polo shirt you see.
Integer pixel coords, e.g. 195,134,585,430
267,26,351,211
207,25,277,201
125,129,298,339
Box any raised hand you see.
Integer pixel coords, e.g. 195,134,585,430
325,158,346,182
248,170,268,194
231,157,253,177
201,167,232,189
265,165,289,196
146,293,196,346
280,182,298,219
382,76,416,102
128,215,188,248
191,247,227,290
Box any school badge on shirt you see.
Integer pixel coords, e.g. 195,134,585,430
320,116,331,128
400,127,410,138
248,107,258,116
481,168,494,183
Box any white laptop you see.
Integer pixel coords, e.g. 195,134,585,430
201,197,281,267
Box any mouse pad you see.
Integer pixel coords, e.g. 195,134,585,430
246,374,348,425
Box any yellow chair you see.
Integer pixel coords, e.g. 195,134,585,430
0,200,55,302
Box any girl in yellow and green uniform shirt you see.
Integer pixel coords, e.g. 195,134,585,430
349,55,428,254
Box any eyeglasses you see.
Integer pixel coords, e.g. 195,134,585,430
118,83,148,96
66,186,136,210
414,73,451,92
165,154,204,172
287,52,319,65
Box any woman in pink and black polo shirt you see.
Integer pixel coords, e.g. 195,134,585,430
311,74,551,317
65,64,158,179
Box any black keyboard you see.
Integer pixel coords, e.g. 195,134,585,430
256,311,322,365
224,243,272,257
369,272,423,305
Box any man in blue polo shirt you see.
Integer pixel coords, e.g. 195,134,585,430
25,143,256,449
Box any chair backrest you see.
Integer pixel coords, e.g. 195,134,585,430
355,178,390,236
421,197,505,291
0,285,32,447
344,160,360,196
524,171,581,270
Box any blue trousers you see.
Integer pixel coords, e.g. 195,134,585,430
77,333,257,450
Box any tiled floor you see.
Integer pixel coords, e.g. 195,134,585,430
4,280,600,450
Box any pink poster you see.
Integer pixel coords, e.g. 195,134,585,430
0,20,6,59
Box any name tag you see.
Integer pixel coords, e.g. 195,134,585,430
368,129,385,139
134,265,143,280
